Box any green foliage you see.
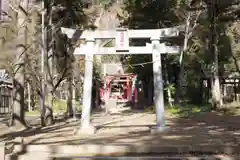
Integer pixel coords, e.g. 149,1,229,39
123,0,240,106
124,0,185,28
126,54,152,82
2,0,240,117
93,57,102,82
164,84,176,95
36,0,89,28
122,0,188,99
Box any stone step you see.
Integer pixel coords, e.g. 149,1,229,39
5,154,239,160
5,144,240,160
10,144,240,156
52,155,238,160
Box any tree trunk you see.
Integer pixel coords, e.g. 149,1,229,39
95,82,100,108
147,77,153,105
66,38,74,118
211,77,222,108
209,0,222,109
44,0,54,125
12,0,29,127
72,75,77,118
175,13,191,105
67,75,74,118
163,56,173,106
40,0,46,126
27,82,31,111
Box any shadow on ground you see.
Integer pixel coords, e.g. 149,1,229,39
2,106,240,159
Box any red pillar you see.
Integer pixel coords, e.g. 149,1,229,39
127,79,132,101
105,77,111,103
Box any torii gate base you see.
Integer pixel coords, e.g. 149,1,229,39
61,27,180,135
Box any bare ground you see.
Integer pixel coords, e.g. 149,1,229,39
1,107,240,155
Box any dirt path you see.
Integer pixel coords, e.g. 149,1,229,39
1,109,240,152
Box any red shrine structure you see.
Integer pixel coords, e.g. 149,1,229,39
99,73,138,104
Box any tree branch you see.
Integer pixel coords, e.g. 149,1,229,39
187,2,203,38
52,67,69,92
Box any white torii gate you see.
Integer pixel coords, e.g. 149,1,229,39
61,27,181,134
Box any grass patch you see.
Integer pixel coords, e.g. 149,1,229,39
145,102,240,117
144,104,212,118
217,102,240,115
144,105,155,113
166,105,211,118
52,98,67,113
25,110,40,116
25,98,82,116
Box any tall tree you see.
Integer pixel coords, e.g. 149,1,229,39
174,0,203,105
124,0,184,106
194,0,240,108
37,0,91,120
12,0,29,126
208,0,222,108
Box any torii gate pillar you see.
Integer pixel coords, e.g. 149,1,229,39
151,37,167,133
78,37,96,134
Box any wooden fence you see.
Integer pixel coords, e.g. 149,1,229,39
0,80,12,114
